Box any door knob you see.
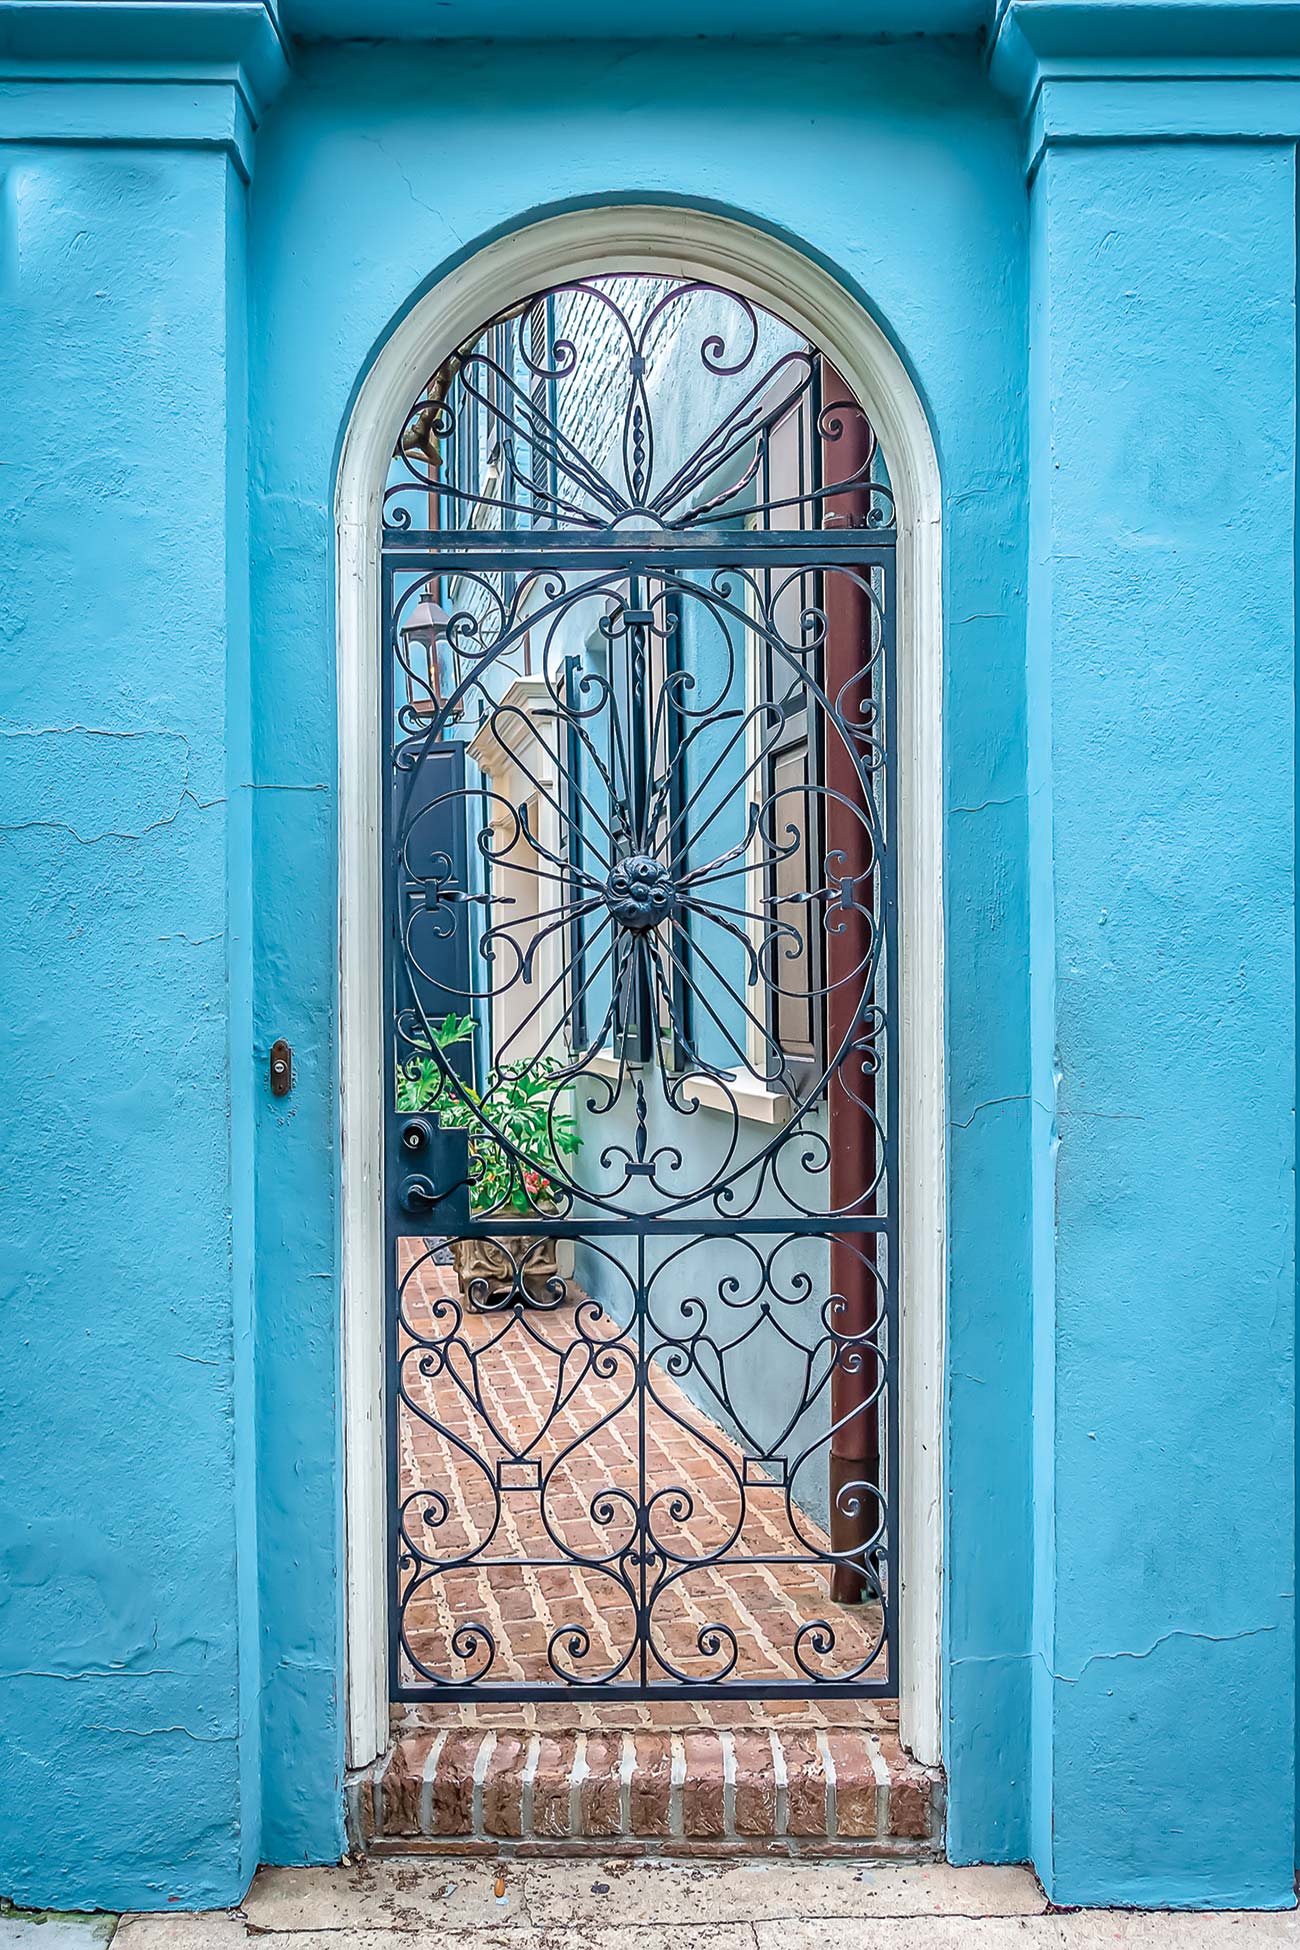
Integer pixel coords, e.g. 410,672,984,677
400,1175,437,1215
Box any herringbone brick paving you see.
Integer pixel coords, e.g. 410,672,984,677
396,1243,884,1693
370,1243,935,1851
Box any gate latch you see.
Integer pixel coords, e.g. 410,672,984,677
269,1038,294,1098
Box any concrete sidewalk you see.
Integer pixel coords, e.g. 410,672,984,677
9,1860,1300,1948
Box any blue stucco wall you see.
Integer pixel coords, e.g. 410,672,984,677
0,146,261,1904
1,0,1296,1914
1028,133,1297,1908
246,29,1033,1874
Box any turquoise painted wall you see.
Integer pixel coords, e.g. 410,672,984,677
0,0,1295,1916
246,27,1034,1878
1026,131,1298,1908
0,144,262,1904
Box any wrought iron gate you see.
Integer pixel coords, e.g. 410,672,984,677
383,277,897,1701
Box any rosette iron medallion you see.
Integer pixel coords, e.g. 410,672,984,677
604,853,679,932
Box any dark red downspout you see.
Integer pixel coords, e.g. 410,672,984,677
821,367,882,1605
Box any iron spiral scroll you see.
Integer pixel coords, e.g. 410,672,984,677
384,274,898,1700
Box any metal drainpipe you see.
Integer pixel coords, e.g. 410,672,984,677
821,366,882,1606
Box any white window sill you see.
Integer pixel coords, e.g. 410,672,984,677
581,1049,793,1126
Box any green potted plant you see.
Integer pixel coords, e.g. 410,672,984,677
397,1014,581,1307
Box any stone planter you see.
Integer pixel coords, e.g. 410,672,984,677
450,1231,569,1308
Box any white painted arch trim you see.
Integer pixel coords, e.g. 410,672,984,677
337,205,946,1773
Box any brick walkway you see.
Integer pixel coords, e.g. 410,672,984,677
396,1244,885,1695
375,1244,937,1854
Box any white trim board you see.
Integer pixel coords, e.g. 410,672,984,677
336,205,946,1771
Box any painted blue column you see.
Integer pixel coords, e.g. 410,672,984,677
996,0,1299,1908
0,2,287,1909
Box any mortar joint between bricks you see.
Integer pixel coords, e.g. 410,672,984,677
868,1733,890,1842
520,1731,541,1840
720,1727,737,1839
619,1730,635,1836
420,1727,450,1837
769,1729,789,1838
815,1728,838,1840
471,1729,497,1839
570,1729,589,1838
668,1731,687,1840
373,1751,389,1838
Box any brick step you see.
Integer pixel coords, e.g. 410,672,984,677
348,1724,942,1857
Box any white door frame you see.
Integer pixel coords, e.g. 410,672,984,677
336,204,946,1772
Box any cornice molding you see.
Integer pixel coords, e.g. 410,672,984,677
282,0,985,38
0,2,290,178
991,1,1300,176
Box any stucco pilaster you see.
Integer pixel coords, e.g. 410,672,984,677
994,0,1299,1908
0,0,288,1908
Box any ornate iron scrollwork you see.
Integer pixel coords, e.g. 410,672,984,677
386,277,895,538
384,275,897,1701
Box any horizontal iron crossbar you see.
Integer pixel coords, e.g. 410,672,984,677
392,1216,893,1238
395,1681,895,1704
382,525,897,567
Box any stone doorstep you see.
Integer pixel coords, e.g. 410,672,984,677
346,1724,943,1857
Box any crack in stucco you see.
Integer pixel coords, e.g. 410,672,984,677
951,1624,1279,1685
953,1080,1142,1132
86,1724,235,1744
949,1092,1053,1129
0,1670,183,1682
1056,1624,1279,1684
950,778,1050,817
0,725,182,743
0,799,207,841
950,792,1025,814
1058,1107,1144,1122
359,133,464,242
0,778,328,845
0,726,196,841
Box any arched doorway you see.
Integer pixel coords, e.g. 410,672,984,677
338,207,944,1778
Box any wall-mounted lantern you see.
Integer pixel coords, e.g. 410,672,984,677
399,592,462,722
